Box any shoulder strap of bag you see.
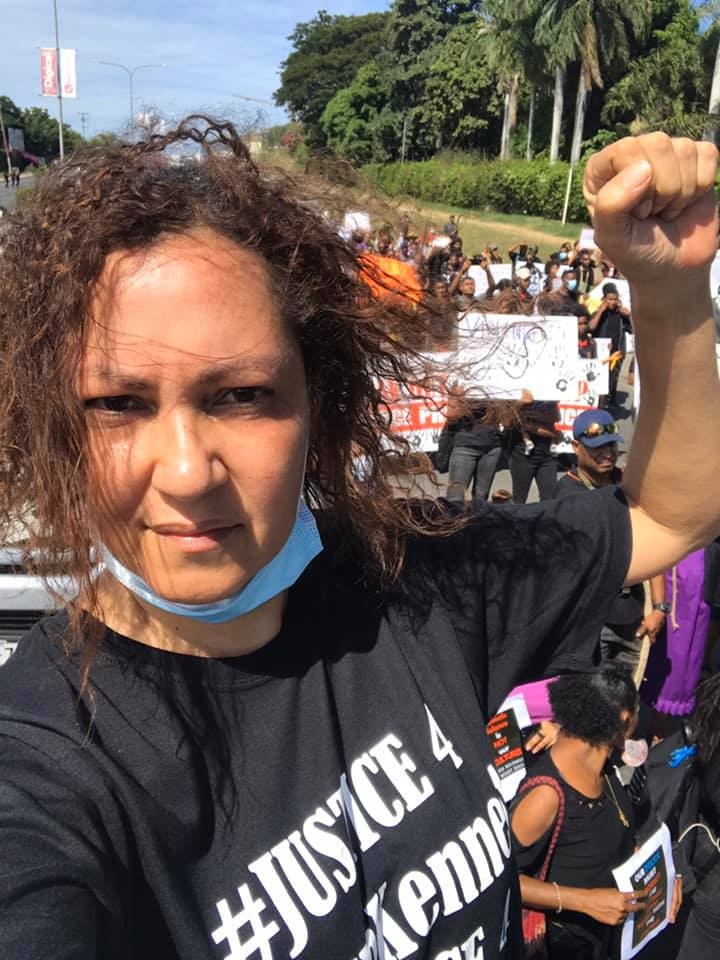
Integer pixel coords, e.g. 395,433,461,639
518,775,566,882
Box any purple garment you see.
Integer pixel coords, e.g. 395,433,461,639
505,677,554,723
643,550,710,715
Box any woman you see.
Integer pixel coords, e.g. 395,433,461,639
511,667,681,960
0,120,717,958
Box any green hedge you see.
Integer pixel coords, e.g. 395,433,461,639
362,158,589,223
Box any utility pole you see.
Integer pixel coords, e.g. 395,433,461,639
79,111,89,139
0,109,13,179
52,0,65,160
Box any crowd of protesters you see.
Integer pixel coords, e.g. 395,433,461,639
341,208,720,960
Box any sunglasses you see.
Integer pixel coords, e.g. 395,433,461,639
579,422,620,439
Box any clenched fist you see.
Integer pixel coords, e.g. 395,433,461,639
584,133,718,288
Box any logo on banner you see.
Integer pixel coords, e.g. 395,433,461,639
41,48,58,97
60,48,77,98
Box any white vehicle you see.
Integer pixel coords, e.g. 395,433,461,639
0,547,74,665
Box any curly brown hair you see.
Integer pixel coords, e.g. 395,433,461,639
0,116,466,655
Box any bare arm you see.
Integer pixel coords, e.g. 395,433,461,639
511,787,646,925
589,301,606,332
584,134,720,583
448,259,470,296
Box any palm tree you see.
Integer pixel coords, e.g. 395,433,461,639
536,0,651,164
698,2,720,141
471,0,544,161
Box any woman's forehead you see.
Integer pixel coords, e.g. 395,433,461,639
83,231,295,375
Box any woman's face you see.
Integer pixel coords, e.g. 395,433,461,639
78,229,310,604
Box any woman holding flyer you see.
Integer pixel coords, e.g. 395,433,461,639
511,667,681,960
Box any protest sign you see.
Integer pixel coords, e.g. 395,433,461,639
342,210,371,235
553,338,611,452
486,693,532,803
612,823,676,960
455,313,579,401
376,370,449,452
579,227,595,251
487,263,513,284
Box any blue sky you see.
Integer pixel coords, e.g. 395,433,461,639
4,0,389,137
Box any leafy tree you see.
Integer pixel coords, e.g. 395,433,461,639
320,63,391,164
84,131,125,149
421,22,500,154
21,107,83,159
274,10,389,148
536,0,652,163
380,0,484,158
602,0,707,137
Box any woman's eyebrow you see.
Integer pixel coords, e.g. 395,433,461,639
88,357,289,391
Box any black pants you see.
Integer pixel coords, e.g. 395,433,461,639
510,446,557,503
676,860,720,960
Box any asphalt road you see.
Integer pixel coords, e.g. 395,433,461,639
0,172,35,214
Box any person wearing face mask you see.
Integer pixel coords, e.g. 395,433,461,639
0,124,718,960
550,241,573,265
555,410,668,674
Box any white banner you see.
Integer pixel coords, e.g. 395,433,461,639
60,48,77,98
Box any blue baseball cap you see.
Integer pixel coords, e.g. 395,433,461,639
573,409,624,448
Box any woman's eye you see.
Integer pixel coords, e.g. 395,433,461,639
215,387,270,408
84,395,146,414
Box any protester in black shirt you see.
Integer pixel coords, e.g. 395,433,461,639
508,401,562,503
555,410,667,673
0,125,719,960
572,248,599,295
445,389,504,503
512,667,639,959
512,667,681,960
590,283,632,407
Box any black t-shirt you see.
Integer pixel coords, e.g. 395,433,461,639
596,309,627,354
0,492,631,960
555,471,644,626
450,403,501,450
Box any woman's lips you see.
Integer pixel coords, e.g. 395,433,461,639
150,523,241,552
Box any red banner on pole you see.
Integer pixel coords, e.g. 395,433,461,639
41,48,58,97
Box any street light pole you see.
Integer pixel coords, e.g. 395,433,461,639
95,61,165,139
52,0,65,159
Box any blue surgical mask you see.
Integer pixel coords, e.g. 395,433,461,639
559,251,568,261
566,279,578,291
102,501,323,623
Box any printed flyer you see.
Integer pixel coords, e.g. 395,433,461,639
485,693,531,803
612,823,676,960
